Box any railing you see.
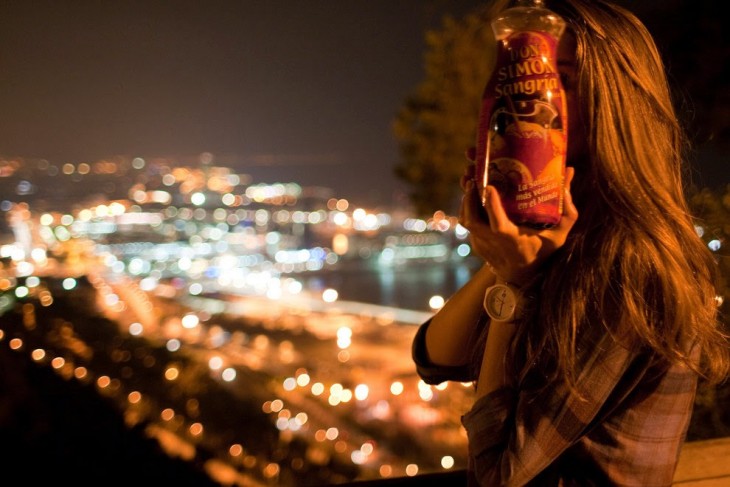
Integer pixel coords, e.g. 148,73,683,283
333,437,730,486
337,470,466,486
673,436,730,485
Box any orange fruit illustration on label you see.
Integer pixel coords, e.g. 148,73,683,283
488,157,533,193
548,129,566,156
538,154,564,181
505,120,547,138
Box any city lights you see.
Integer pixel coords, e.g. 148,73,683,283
0,155,485,485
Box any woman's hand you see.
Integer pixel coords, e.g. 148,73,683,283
459,161,579,286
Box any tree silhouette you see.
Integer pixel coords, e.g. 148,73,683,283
392,8,493,217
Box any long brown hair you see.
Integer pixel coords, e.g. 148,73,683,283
481,0,729,390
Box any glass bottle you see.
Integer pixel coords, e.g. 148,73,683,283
474,0,568,228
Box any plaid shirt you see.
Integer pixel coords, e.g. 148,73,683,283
412,319,698,486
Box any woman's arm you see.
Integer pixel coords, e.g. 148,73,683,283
475,305,517,398
419,165,577,372
423,262,496,367
462,169,578,398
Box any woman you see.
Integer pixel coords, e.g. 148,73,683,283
411,0,729,485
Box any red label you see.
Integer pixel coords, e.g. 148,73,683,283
475,31,567,228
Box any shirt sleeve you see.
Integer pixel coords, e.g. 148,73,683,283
461,330,666,486
412,319,477,385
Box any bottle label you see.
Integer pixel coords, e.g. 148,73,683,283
476,31,567,227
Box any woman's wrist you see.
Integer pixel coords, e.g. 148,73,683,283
499,266,544,290
491,271,527,290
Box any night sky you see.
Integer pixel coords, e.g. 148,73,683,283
0,0,726,208
0,0,485,206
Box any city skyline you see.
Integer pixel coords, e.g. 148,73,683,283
1,0,725,210
0,1,483,208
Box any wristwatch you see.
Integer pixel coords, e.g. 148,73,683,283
483,281,524,322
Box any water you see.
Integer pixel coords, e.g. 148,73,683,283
300,256,482,312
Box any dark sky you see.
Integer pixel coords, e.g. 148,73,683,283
0,0,483,207
0,0,726,207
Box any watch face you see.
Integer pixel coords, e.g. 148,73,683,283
484,284,517,321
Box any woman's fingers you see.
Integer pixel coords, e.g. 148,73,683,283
562,167,579,223
460,179,483,228
460,161,580,284
460,160,477,191
470,167,577,237
483,185,515,234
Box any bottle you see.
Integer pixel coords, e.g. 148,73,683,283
474,0,568,228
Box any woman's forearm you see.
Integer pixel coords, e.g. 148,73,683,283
424,263,496,366
475,320,517,398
